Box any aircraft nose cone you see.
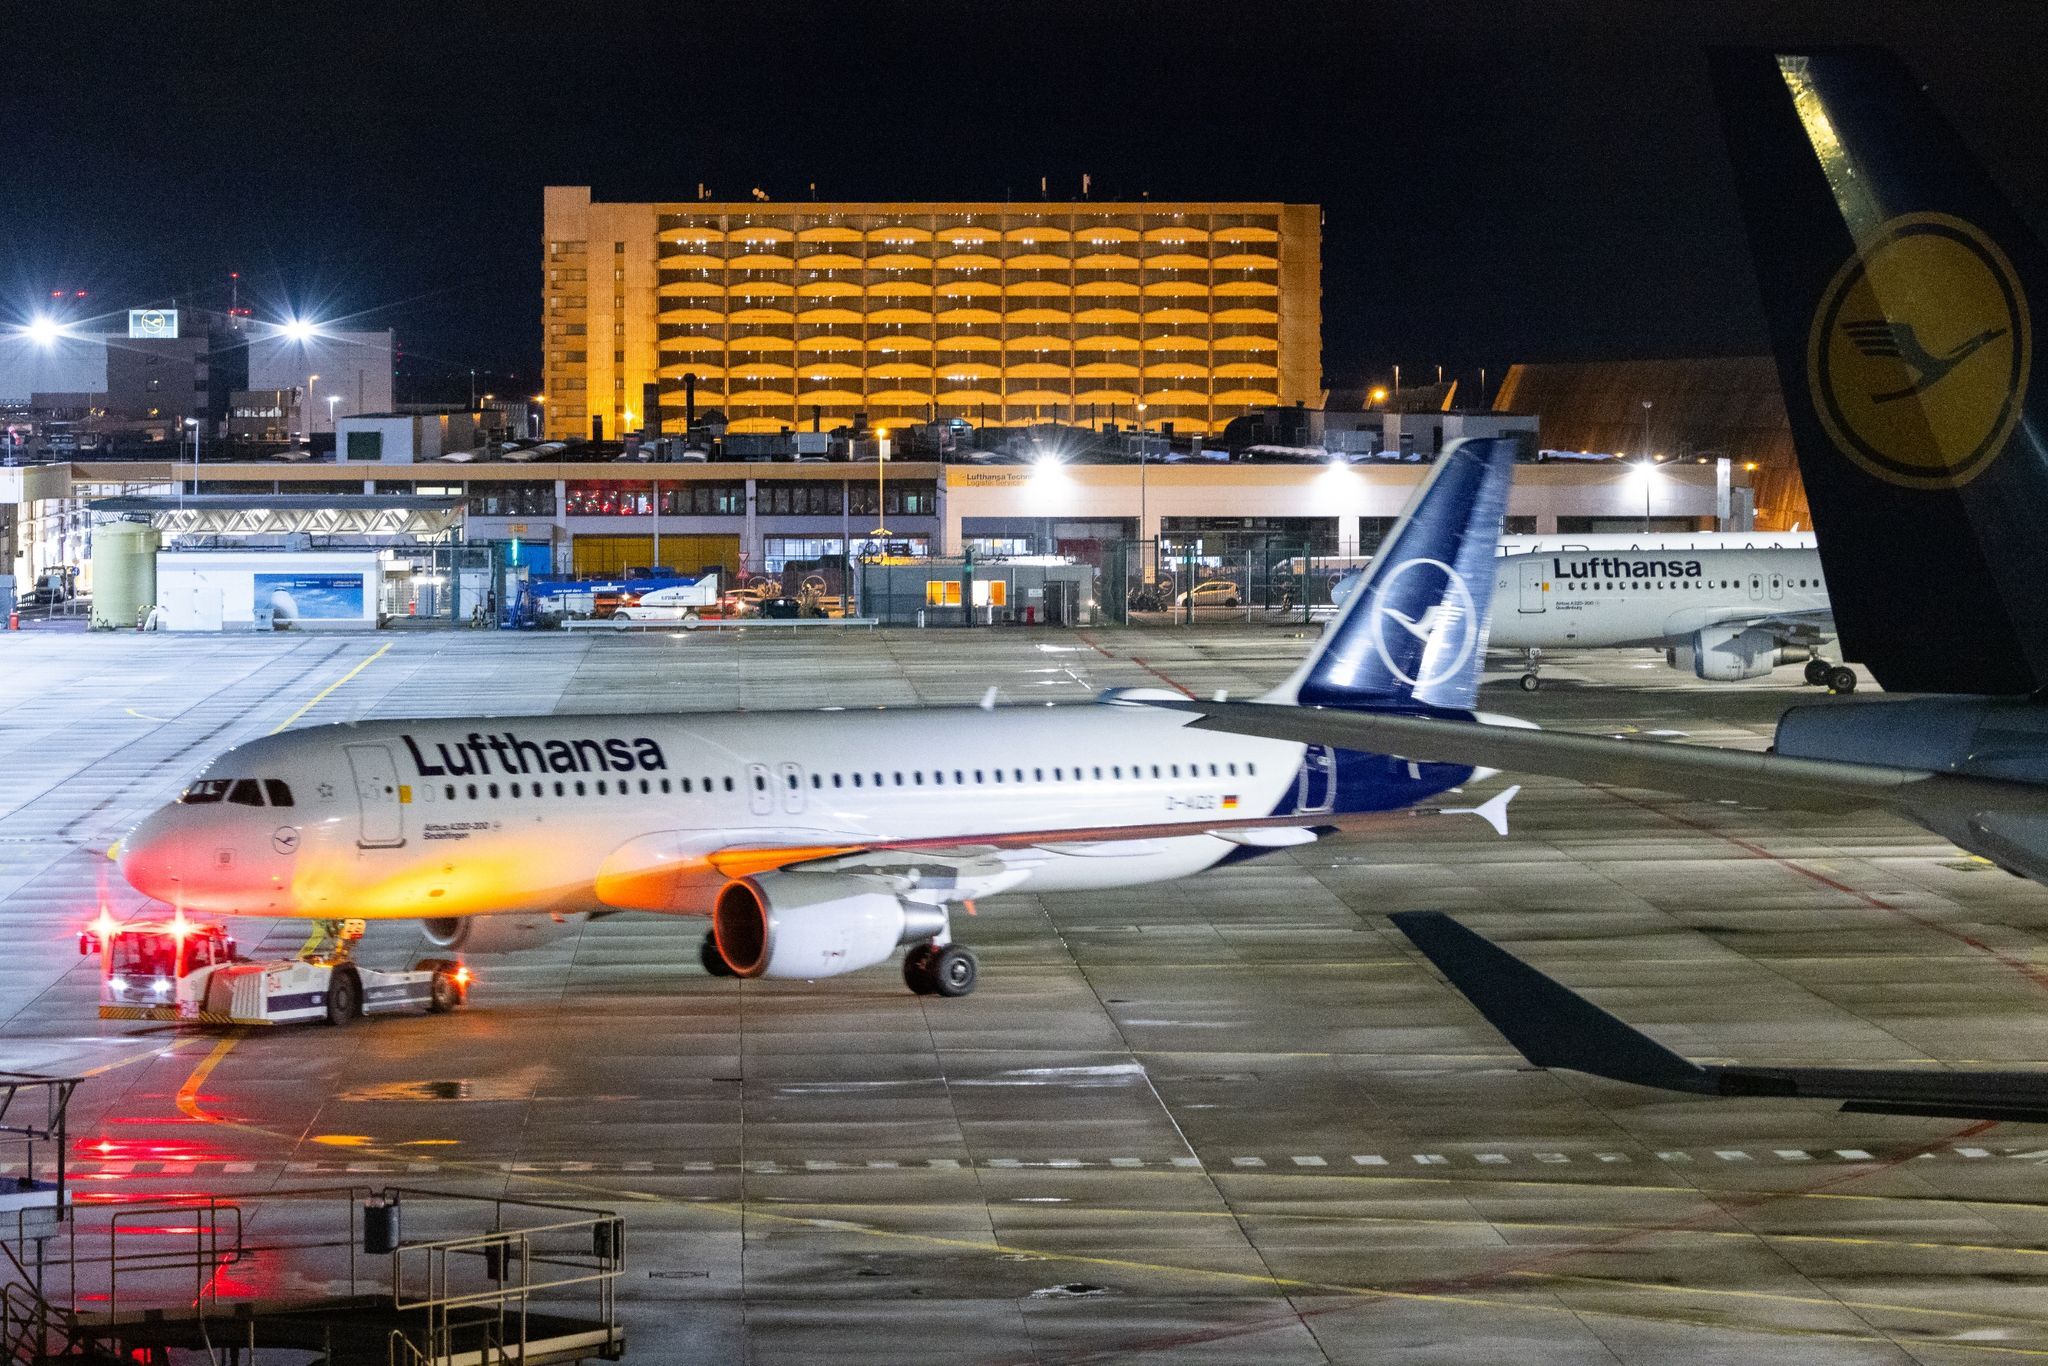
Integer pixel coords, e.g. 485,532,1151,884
117,809,182,902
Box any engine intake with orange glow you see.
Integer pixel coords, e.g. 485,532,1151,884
420,912,588,955
712,873,946,979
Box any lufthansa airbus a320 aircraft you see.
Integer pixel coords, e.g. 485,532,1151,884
114,439,1524,998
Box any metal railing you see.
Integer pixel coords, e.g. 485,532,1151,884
394,1209,625,1364
0,1185,625,1366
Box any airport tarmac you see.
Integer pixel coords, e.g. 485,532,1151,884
6,626,2048,1363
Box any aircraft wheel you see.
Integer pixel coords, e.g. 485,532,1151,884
1803,658,1831,686
1827,666,1858,694
427,966,464,1013
1518,673,1541,693
325,969,361,1026
902,944,939,995
700,933,737,978
930,945,978,998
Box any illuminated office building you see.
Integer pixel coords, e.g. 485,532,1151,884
542,189,1321,439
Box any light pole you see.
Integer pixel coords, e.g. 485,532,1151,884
182,417,200,513
871,429,891,539
1640,399,1654,531
304,374,320,444
1136,400,1149,574
325,394,340,432
530,394,545,440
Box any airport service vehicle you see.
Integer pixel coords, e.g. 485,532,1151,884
611,577,721,623
1488,547,1841,691
1161,48,2048,895
1175,580,1243,609
114,440,1526,999
82,915,467,1027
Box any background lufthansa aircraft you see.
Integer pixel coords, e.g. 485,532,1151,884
1162,47,2048,893
116,440,1524,998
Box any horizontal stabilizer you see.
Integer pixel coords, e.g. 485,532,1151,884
1394,911,2048,1124
1445,785,1519,837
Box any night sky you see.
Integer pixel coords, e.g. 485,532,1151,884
5,1,2044,402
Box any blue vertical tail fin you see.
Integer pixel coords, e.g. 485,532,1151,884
1263,438,1516,711
1711,47,2048,695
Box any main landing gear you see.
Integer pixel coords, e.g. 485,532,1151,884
903,942,978,997
1518,648,1544,692
1803,656,1858,693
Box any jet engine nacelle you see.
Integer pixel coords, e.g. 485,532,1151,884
1668,624,1781,681
421,912,588,955
712,872,947,980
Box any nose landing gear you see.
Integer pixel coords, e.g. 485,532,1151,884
1518,648,1544,692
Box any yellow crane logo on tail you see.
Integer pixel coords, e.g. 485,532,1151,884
1808,212,2030,487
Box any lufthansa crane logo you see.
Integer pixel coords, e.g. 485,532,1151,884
1808,212,2030,488
1367,558,1477,690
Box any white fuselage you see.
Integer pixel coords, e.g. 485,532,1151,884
1486,548,1830,650
118,704,1333,922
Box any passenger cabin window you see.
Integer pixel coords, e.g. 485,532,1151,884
264,779,294,807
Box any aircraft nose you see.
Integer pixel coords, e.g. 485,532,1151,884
117,808,183,903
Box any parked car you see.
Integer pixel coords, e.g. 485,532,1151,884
1175,579,1242,608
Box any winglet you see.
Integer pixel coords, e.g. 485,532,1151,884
1389,912,1716,1094
1446,785,1519,837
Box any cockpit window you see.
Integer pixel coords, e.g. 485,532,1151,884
179,779,231,804
227,779,265,807
264,780,294,807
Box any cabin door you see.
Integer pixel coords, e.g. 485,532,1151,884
344,744,406,849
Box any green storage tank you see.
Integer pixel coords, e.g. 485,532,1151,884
90,521,160,629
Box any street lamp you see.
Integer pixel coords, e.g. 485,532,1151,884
530,394,545,440
1136,400,1149,571
1640,400,1655,531
304,374,320,444
871,428,891,538
325,394,340,431
182,417,200,513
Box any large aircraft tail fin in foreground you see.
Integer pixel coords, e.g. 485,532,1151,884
1261,437,1515,711
1392,911,2048,1125
1712,47,2048,695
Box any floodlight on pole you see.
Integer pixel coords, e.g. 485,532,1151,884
279,317,318,343
22,316,67,347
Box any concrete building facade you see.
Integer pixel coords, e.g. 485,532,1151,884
542,190,1323,442
18,453,1735,592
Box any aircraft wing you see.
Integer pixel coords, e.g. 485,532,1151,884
1737,608,1834,642
1392,911,2048,1124
592,798,1516,913
1144,698,2043,815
